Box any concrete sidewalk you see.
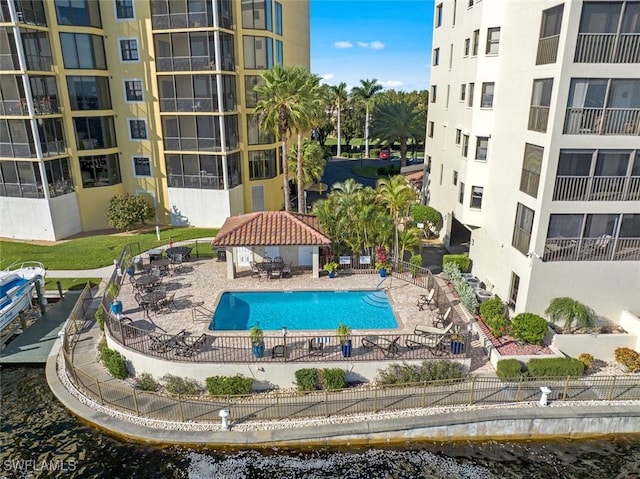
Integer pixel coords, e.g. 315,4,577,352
47,265,115,278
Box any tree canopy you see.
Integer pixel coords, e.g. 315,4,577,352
370,101,425,167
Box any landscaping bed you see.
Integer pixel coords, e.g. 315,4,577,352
476,319,554,356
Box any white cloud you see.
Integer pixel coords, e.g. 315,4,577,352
320,73,335,84
333,41,353,49
382,80,404,88
370,41,385,50
357,41,369,48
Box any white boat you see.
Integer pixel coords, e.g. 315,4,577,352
0,262,46,333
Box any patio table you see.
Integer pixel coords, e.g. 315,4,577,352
166,246,192,261
135,274,161,292
141,290,167,316
151,258,171,274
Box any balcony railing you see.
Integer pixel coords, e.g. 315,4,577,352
156,56,215,72
151,12,213,30
512,229,532,255
536,35,559,65
564,107,640,135
164,137,221,152
544,237,640,262
0,53,20,70
553,176,640,201
159,98,215,112
575,33,640,63
0,100,27,115
528,106,550,132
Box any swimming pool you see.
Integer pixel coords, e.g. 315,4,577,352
209,290,398,331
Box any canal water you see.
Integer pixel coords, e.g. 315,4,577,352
1,366,640,478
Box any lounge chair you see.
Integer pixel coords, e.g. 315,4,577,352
175,333,207,357
414,321,453,337
149,329,187,353
361,336,401,357
308,337,325,356
405,331,449,356
433,306,452,328
416,288,436,310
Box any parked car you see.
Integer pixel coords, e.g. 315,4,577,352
379,149,391,160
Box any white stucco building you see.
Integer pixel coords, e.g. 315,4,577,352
426,0,640,322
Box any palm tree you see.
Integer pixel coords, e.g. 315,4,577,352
254,65,314,211
330,82,348,157
288,139,326,195
370,101,424,167
376,175,417,262
351,79,383,158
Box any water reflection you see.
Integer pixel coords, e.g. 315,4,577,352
1,366,639,479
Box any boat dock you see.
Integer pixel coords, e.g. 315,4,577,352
0,292,80,364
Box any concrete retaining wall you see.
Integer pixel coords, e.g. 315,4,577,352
551,333,638,361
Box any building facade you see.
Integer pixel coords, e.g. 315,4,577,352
0,0,309,240
426,0,639,322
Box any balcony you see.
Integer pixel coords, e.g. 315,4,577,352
156,56,215,72
575,33,640,63
151,12,212,30
544,237,640,262
563,107,640,135
536,35,559,65
0,100,27,115
553,176,640,202
528,106,550,132
160,98,215,112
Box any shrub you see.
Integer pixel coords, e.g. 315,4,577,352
411,205,443,237
483,314,509,338
496,359,524,380
544,297,595,329
526,357,585,378
94,305,105,331
409,253,423,276
511,313,549,345
295,368,319,391
442,254,470,273
106,193,155,231
480,297,505,322
458,286,479,315
376,361,467,386
320,368,347,390
161,374,203,396
136,373,159,392
577,353,595,370
370,148,381,158
106,283,119,301
205,375,253,396
100,347,128,379
614,347,640,372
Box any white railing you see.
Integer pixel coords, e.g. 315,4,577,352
544,237,640,262
554,176,640,202
536,35,559,65
564,107,640,135
574,33,617,62
528,106,550,132
615,34,640,63
614,238,640,261
602,109,640,135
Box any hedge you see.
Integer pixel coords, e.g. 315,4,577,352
205,375,253,396
496,359,524,380
511,313,548,345
320,368,347,390
295,368,318,391
526,358,585,378
442,254,470,273
100,345,128,379
161,374,203,395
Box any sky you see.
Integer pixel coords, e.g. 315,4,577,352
310,0,435,93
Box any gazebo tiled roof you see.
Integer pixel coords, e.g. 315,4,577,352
211,211,332,247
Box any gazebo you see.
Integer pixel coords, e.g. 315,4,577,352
211,211,332,279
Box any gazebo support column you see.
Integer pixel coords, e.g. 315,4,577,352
312,249,320,279
226,247,236,279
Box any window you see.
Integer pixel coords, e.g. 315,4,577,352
470,186,483,209
124,80,143,102
475,136,488,160
243,36,274,69
55,0,102,27
275,40,283,65
461,134,469,157
119,38,139,62
458,182,465,204
512,203,535,255
472,29,479,56
44,157,74,197
129,119,147,140
115,0,134,20
464,38,470,56
453,170,458,185
468,83,474,107
79,153,121,188
73,116,117,150
446,84,451,109
449,44,454,69
245,75,265,108
247,114,274,144
468,0,474,7
0,160,44,198
537,4,564,64
460,84,466,101
60,33,107,70
439,163,443,185
165,153,235,189
520,143,543,198
481,82,494,108
67,76,111,110
433,47,440,66
435,3,443,27
508,273,520,309
528,78,553,132
248,149,277,179
452,0,457,25
242,0,273,30
275,2,283,35
486,27,500,55
455,129,462,145
133,156,151,177
430,85,437,103
428,121,434,138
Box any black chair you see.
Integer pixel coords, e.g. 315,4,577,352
271,344,286,359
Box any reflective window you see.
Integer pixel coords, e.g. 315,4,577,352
133,156,151,176
79,153,121,188
119,38,139,62
243,35,273,69
247,114,274,145
73,116,117,150
60,33,107,69
55,0,102,27
0,160,43,197
248,149,277,179
115,0,135,19
124,79,143,102
67,76,111,110
242,0,272,30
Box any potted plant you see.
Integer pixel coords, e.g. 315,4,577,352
249,325,265,358
323,261,338,278
107,283,122,317
336,323,352,357
374,246,389,277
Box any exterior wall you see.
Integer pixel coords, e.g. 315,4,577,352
168,187,235,227
426,0,640,323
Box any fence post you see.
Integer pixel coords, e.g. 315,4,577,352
421,382,427,408
96,379,104,405
373,386,378,413
324,389,329,417
607,376,617,401
563,376,570,400
132,388,140,416
276,394,280,420
178,394,185,421
515,376,523,402
469,376,476,405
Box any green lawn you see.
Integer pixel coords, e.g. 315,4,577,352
45,278,101,291
351,166,385,179
0,227,218,270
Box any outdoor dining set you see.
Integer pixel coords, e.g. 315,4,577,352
250,256,292,279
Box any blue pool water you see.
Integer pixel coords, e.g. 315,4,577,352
209,290,398,331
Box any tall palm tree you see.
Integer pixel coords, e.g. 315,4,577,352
351,79,383,158
330,82,348,157
376,175,417,262
254,65,313,211
370,101,424,167
288,139,326,193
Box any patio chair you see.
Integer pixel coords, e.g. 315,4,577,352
250,261,260,278
361,336,401,358
282,262,293,278
270,267,282,280
433,306,452,328
149,329,187,354
416,288,436,310
175,333,207,357
414,321,453,337
170,253,185,274
308,337,325,356
271,344,286,359
405,331,449,356
273,256,284,264
157,293,177,314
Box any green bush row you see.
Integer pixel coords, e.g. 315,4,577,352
161,374,204,396
442,254,470,273
376,360,468,386
377,165,401,176
511,313,548,345
294,368,347,391
205,375,254,396
99,341,128,379
496,357,585,380
480,297,508,337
